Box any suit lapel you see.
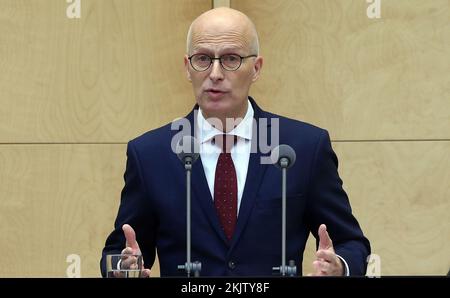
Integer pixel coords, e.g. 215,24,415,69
228,149,268,252
228,97,271,252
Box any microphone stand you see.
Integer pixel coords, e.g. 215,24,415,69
272,146,297,277
176,137,201,277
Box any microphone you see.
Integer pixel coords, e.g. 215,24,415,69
175,136,201,277
176,135,200,168
271,144,297,277
270,144,296,169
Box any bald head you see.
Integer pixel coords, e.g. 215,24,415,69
186,7,259,56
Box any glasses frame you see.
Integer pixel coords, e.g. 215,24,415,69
188,54,258,72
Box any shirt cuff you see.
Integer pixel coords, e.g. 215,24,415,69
336,254,350,276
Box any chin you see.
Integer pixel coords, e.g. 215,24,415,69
200,98,232,115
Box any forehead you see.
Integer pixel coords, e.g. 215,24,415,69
192,44,245,55
190,21,251,53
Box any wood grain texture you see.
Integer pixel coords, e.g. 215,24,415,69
0,144,127,277
232,0,450,140
302,141,450,276
0,0,210,143
213,0,230,8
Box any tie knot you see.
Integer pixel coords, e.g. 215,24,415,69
214,134,237,153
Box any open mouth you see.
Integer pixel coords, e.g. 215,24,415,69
205,89,228,99
206,89,226,94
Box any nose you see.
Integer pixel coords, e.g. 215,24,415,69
209,59,224,82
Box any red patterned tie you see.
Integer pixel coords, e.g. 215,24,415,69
214,134,238,241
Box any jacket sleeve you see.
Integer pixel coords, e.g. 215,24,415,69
305,129,371,276
100,141,157,277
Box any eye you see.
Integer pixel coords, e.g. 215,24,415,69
195,54,210,62
222,54,239,62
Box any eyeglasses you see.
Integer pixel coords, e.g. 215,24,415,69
188,54,257,72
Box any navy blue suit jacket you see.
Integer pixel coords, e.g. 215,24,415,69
101,98,370,276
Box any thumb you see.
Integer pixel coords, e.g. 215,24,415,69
122,224,140,252
318,224,333,250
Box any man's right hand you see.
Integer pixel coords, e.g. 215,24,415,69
114,224,151,278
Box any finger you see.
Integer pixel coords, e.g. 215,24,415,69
113,270,125,278
121,247,134,257
314,252,344,276
122,224,140,252
313,260,321,272
141,269,151,278
316,249,337,263
311,260,326,276
121,255,138,269
318,261,330,274
318,224,333,251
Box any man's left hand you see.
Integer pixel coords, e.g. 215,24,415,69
309,224,344,276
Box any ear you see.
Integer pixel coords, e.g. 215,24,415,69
251,56,263,82
184,55,192,82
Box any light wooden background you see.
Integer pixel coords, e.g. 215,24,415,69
0,0,448,277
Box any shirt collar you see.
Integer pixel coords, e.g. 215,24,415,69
197,99,254,144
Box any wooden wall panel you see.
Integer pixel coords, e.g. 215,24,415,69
0,144,126,277
302,141,450,275
0,0,210,143
213,0,230,8
232,0,450,140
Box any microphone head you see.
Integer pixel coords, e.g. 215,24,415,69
176,135,200,164
270,144,296,169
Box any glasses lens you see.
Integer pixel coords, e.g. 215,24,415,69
221,54,241,70
191,54,211,71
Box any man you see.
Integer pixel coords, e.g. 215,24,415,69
101,7,370,277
